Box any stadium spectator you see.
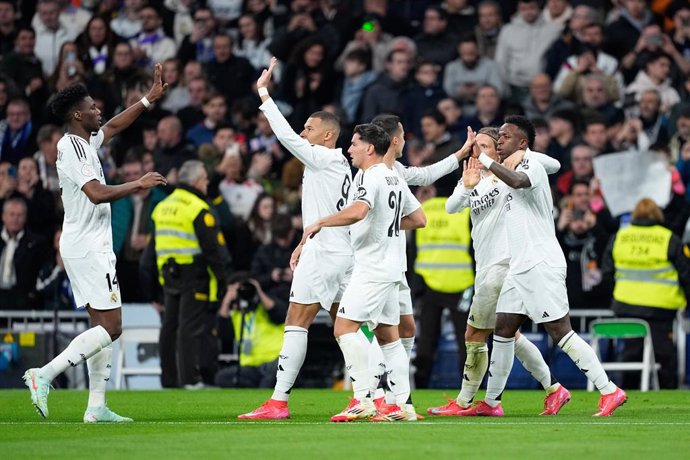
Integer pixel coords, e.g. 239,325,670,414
614,89,671,151
176,6,217,66
625,51,681,113
556,144,595,199
177,76,209,132
360,49,412,123
14,156,56,240
0,197,48,309
100,42,149,117
602,198,690,389
76,15,119,78
0,0,18,57
467,84,504,134
158,58,190,114
603,0,660,63
442,34,504,117
153,115,197,180
33,124,62,193
335,48,377,128
110,0,144,41
234,12,274,75
582,114,615,155
335,15,392,74
442,0,477,33
521,72,576,120
413,5,458,69
474,0,503,59
204,34,255,107
670,105,690,162
419,109,462,197
130,6,176,70
34,0,74,78
494,0,561,103
404,61,446,140
546,108,579,171
543,3,595,80
0,99,36,166
186,92,228,148
250,213,296,299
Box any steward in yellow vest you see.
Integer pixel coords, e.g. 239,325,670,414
149,160,232,388
413,195,474,388
602,198,690,388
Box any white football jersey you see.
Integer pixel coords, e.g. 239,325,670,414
261,99,352,255
56,130,113,258
446,150,562,270
350,163,420,281
504,156,566,274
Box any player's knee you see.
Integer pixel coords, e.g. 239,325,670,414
465,326,490,342
285,302,319,328
398,317,416,338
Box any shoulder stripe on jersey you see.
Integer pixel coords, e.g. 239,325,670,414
69,137,86,161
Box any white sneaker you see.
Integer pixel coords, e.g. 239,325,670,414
83,406,133,423
330,398,376,422
22,368,51,418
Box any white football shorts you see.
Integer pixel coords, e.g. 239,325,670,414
63,251,122,310
338,271,400,330
468,262,510,330
289,242,353,310
398,274,413,316
496,262,569,324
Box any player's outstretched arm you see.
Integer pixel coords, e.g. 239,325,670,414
401,207,426,230
101,63,168,144
478,153,531,189
300,202,369,244
81,172,167,204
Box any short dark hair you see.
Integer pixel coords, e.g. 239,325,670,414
271,213,294,240
371,113,401,137
344,48,372,68
49,83,90,123
310,110,341,135
353,123,390,155
504,115,536,149
421,108,447,126
569,177,591,195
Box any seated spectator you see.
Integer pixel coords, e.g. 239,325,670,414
159,58,190,114
0,197,48,309
521,72,576,120
670,105,690,162
0,98,36,165
335,48,377,128
234,12,274,76
556,179,612,310
465,84,503,132
248,113,283,177
130,5,176,70
443,34,504,117
14,156,56,240
613,89,671,151
215,273,286,388
205,34,255,107
177,76,209,132
34,0,74,78
404,61,447,140
111,153,167,303
76,15,119,78
177,6,216,66
335,15,392,74
556,144,595,198
360,49,412,124
414,5,458,69
436,97,466,139
99,42,148,117
625,51,681,114
547,108,580,171
150,116,196,183
218,151,264,221
474,0,503,59
582,113,615,155
579,73,625,127
543,3,595,79
48,41,88,93
33,124,62,193
187,92,229,148
555,43,623,105
199,123,240,179
531,117,551,153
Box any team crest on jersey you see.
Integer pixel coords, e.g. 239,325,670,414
110,292,118,303
81,164,95,177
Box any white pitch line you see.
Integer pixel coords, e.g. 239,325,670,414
1,421,689,426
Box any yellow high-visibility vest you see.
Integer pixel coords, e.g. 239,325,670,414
414,197,474,293
612,224,686,310
231,307,284,367
151,187,218,301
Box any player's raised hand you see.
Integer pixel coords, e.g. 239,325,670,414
146,63,169,103
455,126,476,161
503,149,526,170
462,157,481,188
138,172,167,189
257,56,278,90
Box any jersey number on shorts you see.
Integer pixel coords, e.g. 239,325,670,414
336,174,351,211
387,190,402,237
105,273,119,292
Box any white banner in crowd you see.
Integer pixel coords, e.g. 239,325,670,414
592,150,671,217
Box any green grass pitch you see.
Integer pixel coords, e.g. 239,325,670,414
1,389,689,459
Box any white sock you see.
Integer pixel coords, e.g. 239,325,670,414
558,331,617,395
337,332,372,400
457,341,488,407
40,325,112,381
87,344,112,408
380,340,411,406
514,334,557,392
368,336,386,398
271,326,308,402
400,337,414,360
485,335,515,407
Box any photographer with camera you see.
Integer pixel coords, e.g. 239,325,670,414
215,272,286,388
147,160,232,389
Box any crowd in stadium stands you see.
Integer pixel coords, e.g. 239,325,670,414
1,0,690,387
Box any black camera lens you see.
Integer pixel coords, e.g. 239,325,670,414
237,281,257,301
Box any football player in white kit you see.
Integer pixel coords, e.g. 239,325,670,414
367,114,474,417
302,123,426,422
428,126,572,417
470,116,627,417
239,57,355,420
23,66,168,422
